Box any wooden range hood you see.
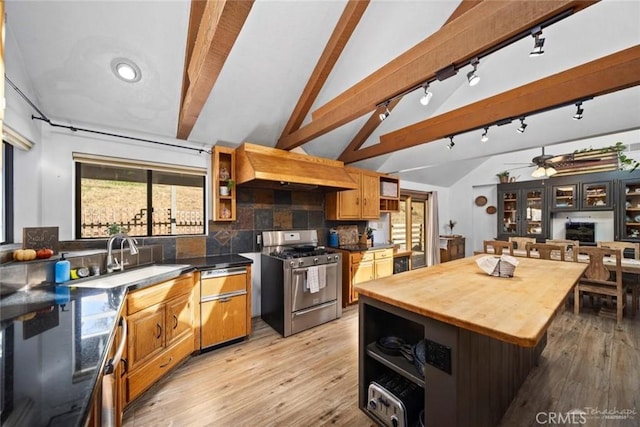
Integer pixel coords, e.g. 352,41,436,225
235,142,357,191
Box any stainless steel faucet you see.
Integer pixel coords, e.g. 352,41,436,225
106,233,139,273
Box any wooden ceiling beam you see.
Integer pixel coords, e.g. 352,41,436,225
276,0,369,147
338,0,483,160
277,0,597,151
339,46,640,164
177,0,254,140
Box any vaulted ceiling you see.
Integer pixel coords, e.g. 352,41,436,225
5,0,640,187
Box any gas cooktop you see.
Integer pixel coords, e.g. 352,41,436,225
269,247,334,259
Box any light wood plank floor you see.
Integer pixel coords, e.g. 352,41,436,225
123,301,639,427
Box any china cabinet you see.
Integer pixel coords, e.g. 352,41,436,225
497,180,547,241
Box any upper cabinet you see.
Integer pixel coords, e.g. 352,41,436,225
326,167,381,220
379,175,400,212
550,177,612,211
497,180,547,241
619,177,640,240
212,146,236,221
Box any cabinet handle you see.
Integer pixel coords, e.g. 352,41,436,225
356,197,359,205
364,198,367,205
159,356,173,368
173,314,178,329
120,358,128,377
156,323,162,339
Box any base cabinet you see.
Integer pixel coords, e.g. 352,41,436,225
439,235,465,262
341,248,394,306
124,273,196,404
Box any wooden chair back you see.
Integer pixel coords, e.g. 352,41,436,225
483,240,514,256
597,241,640,260
525,243,565,261
508,237,536,250
546,239,580,261
574,247,625,325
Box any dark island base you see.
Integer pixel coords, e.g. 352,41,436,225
358,295,547,427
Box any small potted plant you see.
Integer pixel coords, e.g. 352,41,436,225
445,220,457,236
219,179,235,196
496,170,510,183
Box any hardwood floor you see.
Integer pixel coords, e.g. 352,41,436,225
123,301,639,427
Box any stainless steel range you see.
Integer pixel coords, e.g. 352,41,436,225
261,230,342,337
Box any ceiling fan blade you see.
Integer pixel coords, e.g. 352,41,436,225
504,162,534,165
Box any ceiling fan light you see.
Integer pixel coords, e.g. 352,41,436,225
531,166,546,178
545,166,557,176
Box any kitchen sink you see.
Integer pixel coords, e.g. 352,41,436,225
66,264,191,289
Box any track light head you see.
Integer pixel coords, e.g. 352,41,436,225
572,102,584,120
481,127,489,142
467,58,480,87
530,27,545,57
379,103,391,121
420,85,433,106
516,117,528,134
446,136,455,150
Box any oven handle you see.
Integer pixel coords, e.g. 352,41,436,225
293,268,308,274
292,300,337,317
201,289,246,303
201,266,247,279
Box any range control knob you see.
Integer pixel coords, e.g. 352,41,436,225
391,415,399,427
298,259,304,266
368,399,377,410
289,261,295,267
313,257,319,264
327,256,332,262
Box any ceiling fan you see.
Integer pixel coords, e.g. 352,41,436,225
506,147,599,177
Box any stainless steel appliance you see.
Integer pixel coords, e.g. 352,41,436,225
367,373,423,427
261,230,342,337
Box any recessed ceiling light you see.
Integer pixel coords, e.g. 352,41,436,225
111,58,142,83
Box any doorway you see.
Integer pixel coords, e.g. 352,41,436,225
390,192,429,269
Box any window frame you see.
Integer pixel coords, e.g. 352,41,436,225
74,161,207,239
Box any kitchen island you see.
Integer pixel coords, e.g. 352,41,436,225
354,254,587,427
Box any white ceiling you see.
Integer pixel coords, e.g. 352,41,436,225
5,0,640,187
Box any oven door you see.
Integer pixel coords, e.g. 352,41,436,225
290,263,338,312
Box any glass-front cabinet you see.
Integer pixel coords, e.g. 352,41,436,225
551,180,612,211
582,181,611,210
497,181,547,241
551,184,577,210
620,178,640,241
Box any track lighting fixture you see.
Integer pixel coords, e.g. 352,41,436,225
379,102,390,121
481,127,489,142
420,84,433,106
529,27,545,57
572,102,584,120
516,117,528,134
467,58,480,87
446,136,455,150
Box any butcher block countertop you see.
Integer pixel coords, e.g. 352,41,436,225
354,254,587,347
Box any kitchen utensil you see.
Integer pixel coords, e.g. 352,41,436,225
412,340,427,377
376,336,414,362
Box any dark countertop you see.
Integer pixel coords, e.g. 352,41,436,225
328,243,396,252
0,255,252,426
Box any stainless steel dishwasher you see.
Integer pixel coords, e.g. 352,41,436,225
199,266,249,349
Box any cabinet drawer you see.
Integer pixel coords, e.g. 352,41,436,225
201,294,247,348
126,333,193,402
127,273,194,314
352,252,374,264
201,273,247,297
373,249,393,260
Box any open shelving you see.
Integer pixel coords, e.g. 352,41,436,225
212,145,236,221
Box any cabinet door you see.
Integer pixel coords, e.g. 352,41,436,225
165,293,193,346
499,190,519,237
338,171,362,219
582,181,611,210
621,179,640,240
523,188,545,237
361,173,380,218
352,260,374,285
374,258,393,279
551,184,577,210
127,305,165,370
201,295,247,348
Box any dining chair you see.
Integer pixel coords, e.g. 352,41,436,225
546,239,580,262
597,241,640,315
482,240,514,256
574,247,627,326
508,236,536,250
525,243,565,261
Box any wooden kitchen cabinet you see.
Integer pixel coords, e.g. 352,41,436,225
326,167,380,220
212,145,236,221
340,248,394,306
124,272,195,404
200,265,252,349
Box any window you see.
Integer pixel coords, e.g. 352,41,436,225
2,141,14,244
75,155,206,238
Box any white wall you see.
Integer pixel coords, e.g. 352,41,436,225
550,211,615,242
12,124,210,241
